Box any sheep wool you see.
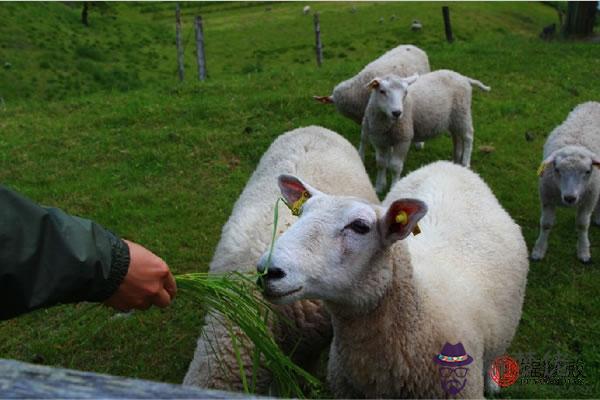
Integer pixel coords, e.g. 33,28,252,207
258,161,528,398
183,126,378,392
316,45,430,124
532,101,600,262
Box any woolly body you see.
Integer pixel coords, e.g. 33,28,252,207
360,69,490,192
183,126,378,391
259,161,528,398
326,45,430,124
532,101,600,262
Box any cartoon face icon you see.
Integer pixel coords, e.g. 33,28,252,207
433,342,474,396
439,366,469,395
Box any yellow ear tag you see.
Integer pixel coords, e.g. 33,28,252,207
537,162,547,177
395,210,421,236
289,191,309,216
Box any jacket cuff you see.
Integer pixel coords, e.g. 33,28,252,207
98,236,131,301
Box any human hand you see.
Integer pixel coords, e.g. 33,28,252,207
104,240,177,311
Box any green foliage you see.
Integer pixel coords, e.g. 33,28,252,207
0,2,599,398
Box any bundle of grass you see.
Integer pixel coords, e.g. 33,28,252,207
177,267,322,396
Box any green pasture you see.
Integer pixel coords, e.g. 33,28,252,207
0,2,598,397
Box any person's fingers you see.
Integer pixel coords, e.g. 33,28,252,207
163,271,177,299
152,288,172,308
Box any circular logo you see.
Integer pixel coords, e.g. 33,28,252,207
488,355,520,388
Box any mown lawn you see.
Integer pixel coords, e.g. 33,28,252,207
0,1,598,397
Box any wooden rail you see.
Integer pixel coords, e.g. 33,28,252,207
0,358,266,398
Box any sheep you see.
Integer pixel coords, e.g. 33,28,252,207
313,45,430,125
303,5,311,15
531,101,600,263
359,70,491,193
183,126,378,392
257,161,529,398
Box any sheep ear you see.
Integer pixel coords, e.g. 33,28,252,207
538,152,557,176
381,199,427,244
367,78,381,90
278,175,319,216
402,73,419,87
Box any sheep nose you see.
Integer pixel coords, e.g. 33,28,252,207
392,110,402,118
256,259,286,288
563,194,577,204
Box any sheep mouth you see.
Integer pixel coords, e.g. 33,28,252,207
263,286,303,300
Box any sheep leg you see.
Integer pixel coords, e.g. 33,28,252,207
576,205,593,263
451,131,464,165
592,198,600,226
461,122,474,167
531,204,556,261
375,146,389,194
389,140,411,185
358,125,368,162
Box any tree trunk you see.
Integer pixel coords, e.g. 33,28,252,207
564,1,598,37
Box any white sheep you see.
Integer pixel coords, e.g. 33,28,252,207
531,101,600,263
303,5,311,15
313,45,430,124
183,126,378,392
359,70,490,193
257,161,528,398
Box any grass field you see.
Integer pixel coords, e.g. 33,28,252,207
0,1,599,397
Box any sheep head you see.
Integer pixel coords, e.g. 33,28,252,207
257,175,427,306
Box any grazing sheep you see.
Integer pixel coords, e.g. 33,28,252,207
257,161,528,398
313,45,430,124
411,19,423,31
531,101,600,263
183,126,378,392
359,70,491,193
303,5,311,15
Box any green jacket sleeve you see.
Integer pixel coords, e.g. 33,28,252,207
0,185,130,320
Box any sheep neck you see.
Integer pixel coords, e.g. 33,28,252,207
326,244,439,397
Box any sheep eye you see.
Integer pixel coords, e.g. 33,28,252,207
586,169,592,175
347,220,370,234
379,90,386,95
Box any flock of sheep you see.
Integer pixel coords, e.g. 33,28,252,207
182,43,599,398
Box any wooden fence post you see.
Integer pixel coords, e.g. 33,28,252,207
195,16,207,80
314,12,323,67
176,3,185,81
442,6,454,43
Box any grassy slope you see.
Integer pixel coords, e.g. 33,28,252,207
0,1,599,397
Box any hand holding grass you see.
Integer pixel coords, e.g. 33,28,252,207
105,240,177,311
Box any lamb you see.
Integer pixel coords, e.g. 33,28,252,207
183,126,378,392
257,161,528,398
313,45,430,125
531,101,600,263
359,70,490,193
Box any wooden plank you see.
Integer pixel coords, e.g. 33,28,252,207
442,6,454,43
314,12,323,67
0,358,267,399
195,15,207,80
176,3,185,81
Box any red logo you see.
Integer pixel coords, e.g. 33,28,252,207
488,355,520,388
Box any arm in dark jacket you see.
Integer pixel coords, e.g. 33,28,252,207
0,185,130,320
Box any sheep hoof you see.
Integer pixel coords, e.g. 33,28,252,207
529,252,544,262
578,256,592,264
